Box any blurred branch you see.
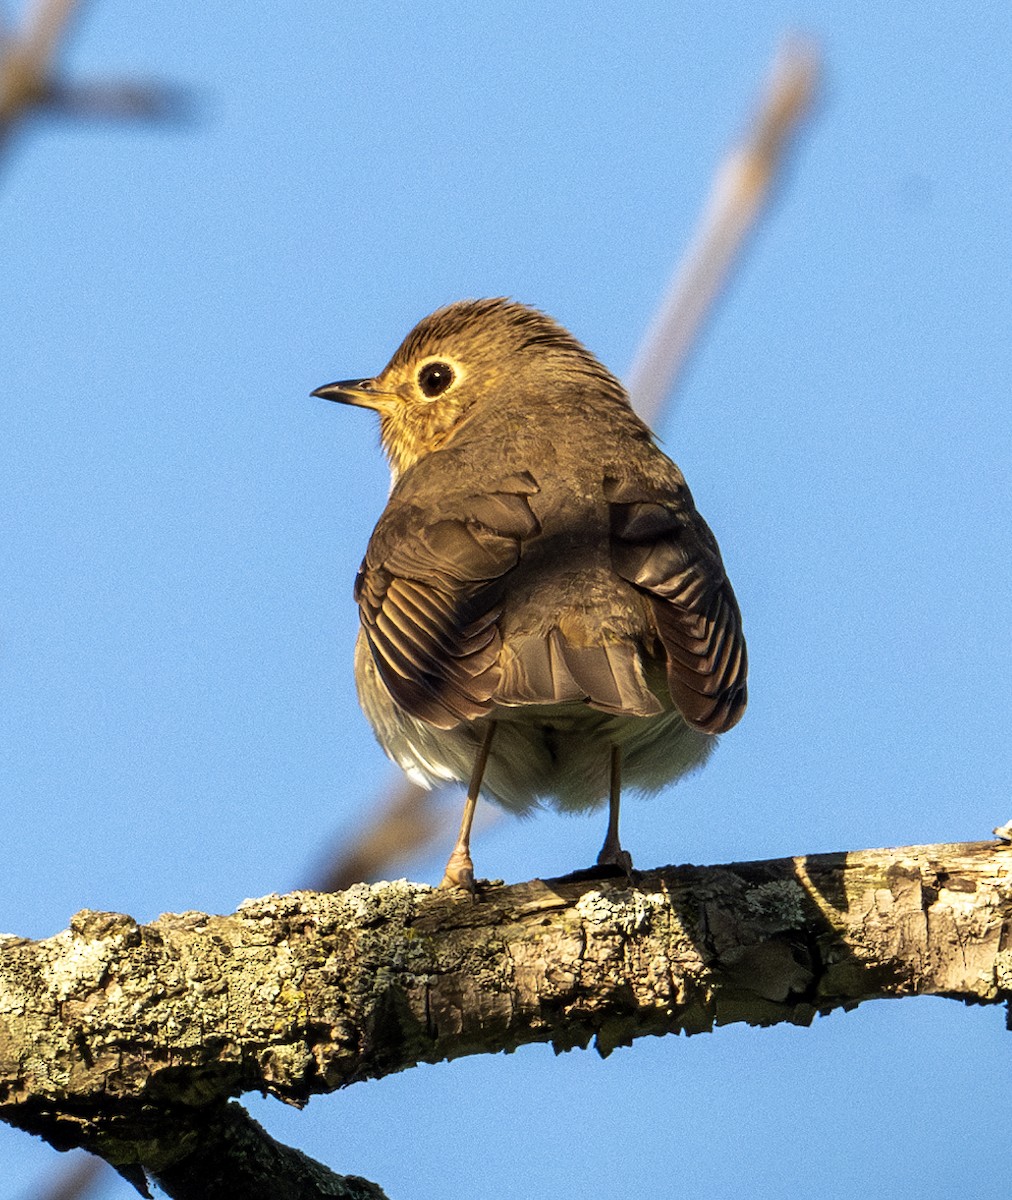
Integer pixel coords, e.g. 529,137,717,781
0,0,188,161
0,0,82,135
627,36,821,425
24,1155,103,1200
3,0,82,82
2,842,1010,1193
311,775,447,892
37,79,191,121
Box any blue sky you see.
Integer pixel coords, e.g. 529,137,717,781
2,2,1011,1197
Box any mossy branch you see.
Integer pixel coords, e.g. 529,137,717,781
2,840,1010,1193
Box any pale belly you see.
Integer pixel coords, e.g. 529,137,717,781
354,631,715,814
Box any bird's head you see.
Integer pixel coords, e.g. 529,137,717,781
312,298,627,479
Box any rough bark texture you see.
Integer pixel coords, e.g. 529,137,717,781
2,840,1010,1191
148,1102,386,1200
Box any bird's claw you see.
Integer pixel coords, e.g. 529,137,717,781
440,849,478,895
596,842,634,879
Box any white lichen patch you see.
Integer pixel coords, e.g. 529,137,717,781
237,880,433,929
0,976,27,1017
935,885,983,915
237,892,287,916
45,931,117,1002
575,889,668,935
337,879,432,925
743,880,807,928
370,879,435,896
993,952,1012,992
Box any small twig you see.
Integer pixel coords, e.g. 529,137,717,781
0,0,83,127
18,0,82,69
21,1154,104,1200
312,776,447,891
0,0,188,158
39,80,193,121
626,36,821,424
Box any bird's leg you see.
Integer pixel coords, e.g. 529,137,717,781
596,745,633,875
441,720,497,893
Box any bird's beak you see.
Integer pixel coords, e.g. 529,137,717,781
310,378,386,410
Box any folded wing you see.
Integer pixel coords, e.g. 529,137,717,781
604,473,748,734
355,470,541,729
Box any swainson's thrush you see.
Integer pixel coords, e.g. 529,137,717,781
313,299,747,890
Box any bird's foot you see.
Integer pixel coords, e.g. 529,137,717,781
440,848,478,895
596,838,634,880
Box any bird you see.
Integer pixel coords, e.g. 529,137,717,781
312,298,747,891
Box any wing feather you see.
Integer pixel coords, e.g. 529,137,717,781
355,470,541,729
605,474,747,734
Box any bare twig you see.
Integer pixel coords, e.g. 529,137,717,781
39,80,192,121
13,0,82,76
21,1154,103,1200
0,0,186,159
311,776,448,892
626,37,820,424
0,0,82,133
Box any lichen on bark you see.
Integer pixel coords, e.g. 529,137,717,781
2,841,1011,1186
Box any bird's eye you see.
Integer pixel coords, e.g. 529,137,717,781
417,361,455,398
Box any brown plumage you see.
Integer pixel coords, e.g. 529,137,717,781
313,299,747,889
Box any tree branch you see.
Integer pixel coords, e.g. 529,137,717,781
148,1102,386,1200
0,0,187,167
626,36,820,423
2,840,1010,1184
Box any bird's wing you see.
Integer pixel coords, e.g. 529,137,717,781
604,472,748,734
355,469,541,730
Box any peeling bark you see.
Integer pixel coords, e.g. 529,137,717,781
1,841,1010,1190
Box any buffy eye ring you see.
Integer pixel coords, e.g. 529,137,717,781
418,361,455,398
